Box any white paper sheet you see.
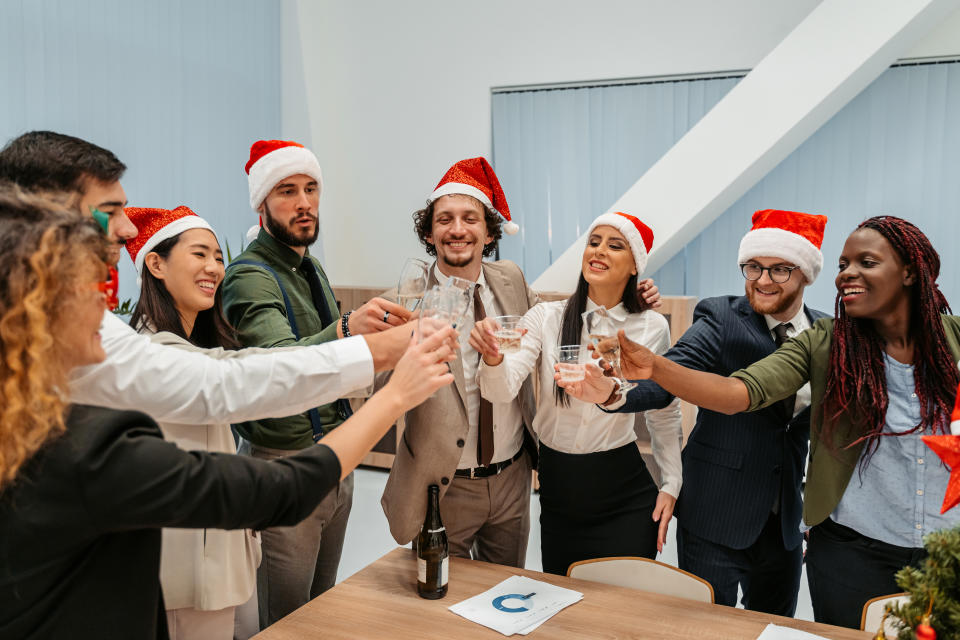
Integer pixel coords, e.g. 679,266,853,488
448,575,583,636
756,623,832,640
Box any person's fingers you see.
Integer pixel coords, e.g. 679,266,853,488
379,299,412,320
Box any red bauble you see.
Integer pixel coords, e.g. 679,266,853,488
916,622,936,640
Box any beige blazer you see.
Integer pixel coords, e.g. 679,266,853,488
139,328,262,612
380,260,540,544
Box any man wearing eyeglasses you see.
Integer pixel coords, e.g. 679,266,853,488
572,210,828,617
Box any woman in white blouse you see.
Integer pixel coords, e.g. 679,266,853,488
472,212,682,575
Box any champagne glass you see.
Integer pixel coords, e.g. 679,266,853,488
440,276,475,328
582,306,636,391
417,286,457,342
397,258,429,311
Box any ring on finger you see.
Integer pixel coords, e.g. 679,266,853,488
383,310,390,323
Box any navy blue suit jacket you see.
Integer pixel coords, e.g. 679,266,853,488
616,295,827,550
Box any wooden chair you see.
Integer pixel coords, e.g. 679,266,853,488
861,593,909,636
566,556,714,603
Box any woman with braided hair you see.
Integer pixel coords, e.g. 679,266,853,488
608,215,960,628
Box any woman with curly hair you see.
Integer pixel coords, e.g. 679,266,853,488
0,190,456,639
610,216,960,628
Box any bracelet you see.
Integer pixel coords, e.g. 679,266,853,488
341,311,353,337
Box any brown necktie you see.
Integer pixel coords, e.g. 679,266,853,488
474,285,495,466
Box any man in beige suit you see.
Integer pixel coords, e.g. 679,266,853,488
381,158,539,567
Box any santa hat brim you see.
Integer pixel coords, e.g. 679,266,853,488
737,227,823,283
135,216,217,285
428,181,519,235
248,146,323,210
587,213,649,276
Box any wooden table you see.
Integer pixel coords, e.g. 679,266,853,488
254,548,871,639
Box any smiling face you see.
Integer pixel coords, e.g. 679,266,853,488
55,262,109,371
427,194,492,270
836,227,914,319
259,173,320,247
145,228,224,322
77,178,136,266
743,256,807,317
582,225,637,290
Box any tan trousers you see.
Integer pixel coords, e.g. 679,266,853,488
441,450,532,568
238,440,353,629
165,606,234,640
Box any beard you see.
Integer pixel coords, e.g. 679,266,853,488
746,282,803,316
263,203,319,247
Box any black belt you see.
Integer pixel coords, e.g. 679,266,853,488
455,449,523,479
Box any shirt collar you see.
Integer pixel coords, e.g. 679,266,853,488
255,227,311,270
764,304,807,332
585,297,629,323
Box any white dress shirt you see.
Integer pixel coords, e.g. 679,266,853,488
434,265,525,467
478,299,683,497
764,306,812,417
68,312,374,424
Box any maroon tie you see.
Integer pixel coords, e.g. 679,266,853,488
474,285,494,466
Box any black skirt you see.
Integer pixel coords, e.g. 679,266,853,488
538,441,659,575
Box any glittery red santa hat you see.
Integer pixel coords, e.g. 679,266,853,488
428,157,518,235
587,212,655,276
125,206,216,284
738,209,828,283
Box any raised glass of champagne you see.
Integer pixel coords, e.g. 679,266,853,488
397,258,429,311
493,315,524,354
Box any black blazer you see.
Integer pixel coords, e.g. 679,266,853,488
617,295,828,550
0,405,342,640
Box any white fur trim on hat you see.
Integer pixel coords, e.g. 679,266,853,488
248,146,323,210
587,213,649,276
246,224,261,243
135,216,216,285
429,182,494,211
737,227,823,283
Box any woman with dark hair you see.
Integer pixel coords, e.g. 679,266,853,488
472,212,682,575
613,215,960,628
0,191,456,640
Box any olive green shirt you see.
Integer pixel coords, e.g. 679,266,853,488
222,229,343,450
730,315,960,527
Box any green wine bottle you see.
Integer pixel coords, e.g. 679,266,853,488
416,484,448,599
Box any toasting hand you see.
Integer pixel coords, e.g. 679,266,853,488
616,329,655,380
553,362,616,404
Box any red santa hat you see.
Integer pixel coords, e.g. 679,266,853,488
245,139,323,241
738,209,828,283
125,206,216,285
587,212,655,276
951,381,960,436
428,157,518,235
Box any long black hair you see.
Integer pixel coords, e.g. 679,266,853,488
129,234,241,350
553,272,643,406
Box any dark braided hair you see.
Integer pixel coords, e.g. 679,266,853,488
821,216,958,464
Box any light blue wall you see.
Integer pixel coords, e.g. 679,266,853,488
1,0,281,305
492,62,960,313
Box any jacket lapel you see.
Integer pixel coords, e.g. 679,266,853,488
736,296,775,348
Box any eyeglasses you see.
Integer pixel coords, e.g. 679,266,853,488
740,263,800,284
87,267,119,310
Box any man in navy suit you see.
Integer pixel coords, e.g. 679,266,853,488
561,209,828,617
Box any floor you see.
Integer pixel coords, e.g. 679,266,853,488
337,468,815,621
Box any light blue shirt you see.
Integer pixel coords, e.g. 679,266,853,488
830,353,959,547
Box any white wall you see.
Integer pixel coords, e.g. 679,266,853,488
284,0,960,287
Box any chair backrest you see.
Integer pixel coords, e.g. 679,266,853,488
567,556,714,603
861,593,909,635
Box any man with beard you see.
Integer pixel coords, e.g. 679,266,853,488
221,139,409,626
573,209,828,616
379,158,662,568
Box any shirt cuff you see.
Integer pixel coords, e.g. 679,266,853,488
327,335,374,394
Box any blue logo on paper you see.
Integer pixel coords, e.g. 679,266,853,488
492,593,533,613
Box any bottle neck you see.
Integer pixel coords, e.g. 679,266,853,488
425,488,443,530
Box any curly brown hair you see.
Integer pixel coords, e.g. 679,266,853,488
412,194,503,258
0,187,108,492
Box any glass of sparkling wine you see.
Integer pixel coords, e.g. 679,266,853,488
582,307,637,391
493,315,524,354
555,345,585,382
397,258,429,311
440,276,475,328
418,286,457,342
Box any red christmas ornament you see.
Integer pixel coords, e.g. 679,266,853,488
916,619,936,640
921,435,960,513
